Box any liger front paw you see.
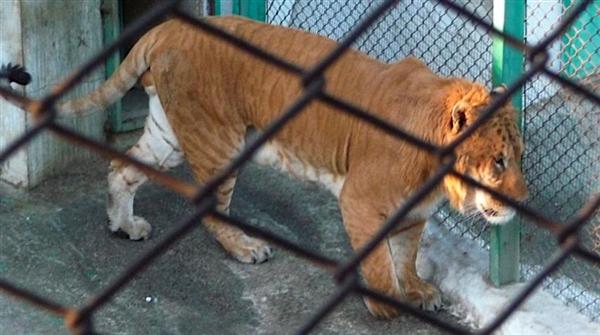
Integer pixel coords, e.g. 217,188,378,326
405,280,442,311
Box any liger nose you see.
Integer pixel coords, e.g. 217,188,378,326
515,188,529,203
508,173,529,203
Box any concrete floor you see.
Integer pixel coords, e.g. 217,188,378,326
0,132,459,335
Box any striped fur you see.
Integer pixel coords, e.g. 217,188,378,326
28,17,527,319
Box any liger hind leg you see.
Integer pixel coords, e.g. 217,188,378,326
149,49,271,263
106,91,184,240
389,221,442,311
185,134,272,264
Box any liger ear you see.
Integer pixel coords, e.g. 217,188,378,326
450,101,469,134
491,85,507,97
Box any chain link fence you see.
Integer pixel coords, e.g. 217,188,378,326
521,0,600,321
267,0,494,247
267,0,599,321
0,0,599,333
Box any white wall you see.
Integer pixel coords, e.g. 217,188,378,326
0,0,29,186
0,0,106,188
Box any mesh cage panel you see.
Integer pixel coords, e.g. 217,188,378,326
266,0,494,242
267,0,600,321
522,0,599,321
0,0,598,333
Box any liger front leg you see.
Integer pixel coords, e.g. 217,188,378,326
339,184,402,319
389,220,442,311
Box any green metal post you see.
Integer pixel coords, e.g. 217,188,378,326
240,0,266,21
101,0,123,132
562,0,600,79
214,0,222,15
490,0,525,286
214,0,266,21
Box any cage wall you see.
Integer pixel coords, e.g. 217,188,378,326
267,0,493,237
521,0,599,321
266,0,599,321
0,0,598,332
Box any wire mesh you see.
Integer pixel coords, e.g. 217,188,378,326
521,0,600,321
0,0,598,334
267,0,495,243
268,0,600,321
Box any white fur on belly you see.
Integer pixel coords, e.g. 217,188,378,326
254,141,345,198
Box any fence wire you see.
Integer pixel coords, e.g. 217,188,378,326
0,0,598,334
521,0,600,321
267,0,495,262
267,0,599,321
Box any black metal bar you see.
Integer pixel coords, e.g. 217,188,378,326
0,113,52,164
48,123,199,199
435,0,532,56
335,158,455,282
74,198,215,326
449,171,562,234
192,78,324,203
355,285,473,334
302,0,400,86
557,195,600,243
174,10,305,76
442,58,547,155
572,246,600,266
318,92,440,153
0,85,32,111
476,237,577,335
40,0,181,111
541,67,600,106
529,0,594,59
0,278,68,316
295,275,358,335
0,0,597,333
211,210,339,268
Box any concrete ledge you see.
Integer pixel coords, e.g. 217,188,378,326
418,222,600,335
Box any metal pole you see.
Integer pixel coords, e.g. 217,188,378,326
490,0,526,286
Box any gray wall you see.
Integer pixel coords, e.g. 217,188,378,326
265,0,599,320
0,0,207,188
0,0,106,188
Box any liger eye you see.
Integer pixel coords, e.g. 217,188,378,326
494,157,506,170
